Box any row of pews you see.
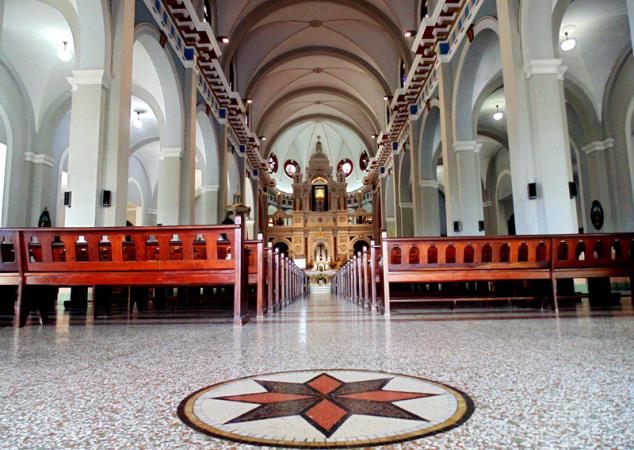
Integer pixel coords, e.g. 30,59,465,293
0,219,308,327
333,231,634,314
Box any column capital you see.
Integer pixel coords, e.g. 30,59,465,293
453,141,482,153
146,208,158,215
24,152,55,167
418,180,439,189
199,184,220,194
523,59,567,80
159,147,182,159
67,69,111,91
482,201,493,208
581,138,615,155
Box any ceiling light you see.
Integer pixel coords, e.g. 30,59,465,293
246,98,253,104
371,133,377,139
260,136,267,141
492,105,504,121
133,110,146,129
57,41,73,62
219,35,230,44
560,32,576,52
404,29,416,38
383,95,392,101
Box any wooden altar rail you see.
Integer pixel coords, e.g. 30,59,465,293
0,220,313,327
333,232,634,314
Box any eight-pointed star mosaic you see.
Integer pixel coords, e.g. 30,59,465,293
215,372,438,437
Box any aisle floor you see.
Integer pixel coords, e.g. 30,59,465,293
1,293,634,448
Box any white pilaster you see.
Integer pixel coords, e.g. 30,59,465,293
582,139,614,231
65,70,110,226
179,68,198,225
628,0,634,53
417,180,441,236
453,141,484,235
157,147,182,225
196,184,219,224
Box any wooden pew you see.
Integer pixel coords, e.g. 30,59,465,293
0,230,23,326
18,222,249,327
379,233,553,314
551,234,634,306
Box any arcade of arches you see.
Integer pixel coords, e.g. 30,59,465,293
2,0,634,448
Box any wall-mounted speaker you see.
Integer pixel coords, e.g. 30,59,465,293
569,181,578,198
528,182,537,200
102,190,112,207
453,221,462,233
478,220,485,232
64,191,72,207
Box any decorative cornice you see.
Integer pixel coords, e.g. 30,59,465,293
24,152,55,167
67,70,111,91
453,141,482,153
582,138,614,155
523,59,567,80
146,209,158,215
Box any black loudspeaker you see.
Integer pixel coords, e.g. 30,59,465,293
478,220,485,232
64,191,72,207
453,221,462,233
569,182,578,199
528,182,537,200
102,190,112,207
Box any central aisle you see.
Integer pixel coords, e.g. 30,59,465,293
1,293,633,448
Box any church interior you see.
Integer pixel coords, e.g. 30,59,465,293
1,0,634,448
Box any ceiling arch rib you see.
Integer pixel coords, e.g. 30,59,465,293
255,86,381,137
244,46,391,98
221,0,412,73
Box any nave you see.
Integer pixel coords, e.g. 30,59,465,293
2,293,634,448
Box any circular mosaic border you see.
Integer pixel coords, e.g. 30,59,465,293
177,369,474,448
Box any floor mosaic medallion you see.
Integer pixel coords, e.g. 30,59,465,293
178,369,474,448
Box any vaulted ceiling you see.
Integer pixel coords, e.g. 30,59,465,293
213,0,420,186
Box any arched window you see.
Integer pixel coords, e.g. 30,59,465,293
337,159,353,177
420,0,429,21
229,61,236,91
268,153,278,173
284,160,300,178
359,151,369,171
399,59,407,88
203,0,212,24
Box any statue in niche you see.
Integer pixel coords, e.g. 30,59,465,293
37,207,52,228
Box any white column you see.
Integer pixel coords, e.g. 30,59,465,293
417,180,441,236
582,139,614,231
157,148,181,225
196,185,219,224
406,124,422,235
101,0,135,226
179,68,198,225
217,126,229,222
497,0,577,234
453,141,484,235
65,70,110,227
437,62,461,235
525,59,578,233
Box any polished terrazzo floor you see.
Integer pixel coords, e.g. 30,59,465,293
2,293,634,449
